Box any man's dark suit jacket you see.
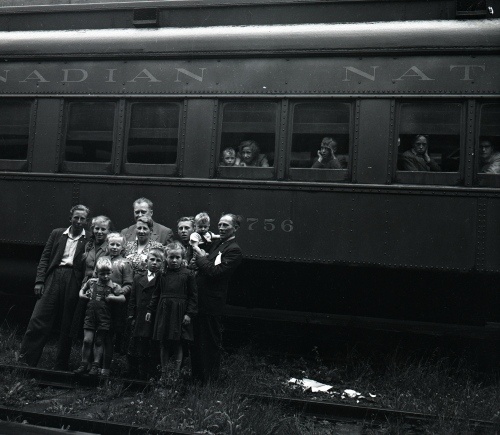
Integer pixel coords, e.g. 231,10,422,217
35,228,88,285
121,221,173,246
195,239,242,316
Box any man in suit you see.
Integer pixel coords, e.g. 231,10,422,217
121,197,173,246
190,214,243,383
19,205,90,369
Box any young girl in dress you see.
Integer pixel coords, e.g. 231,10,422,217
145,241,197,378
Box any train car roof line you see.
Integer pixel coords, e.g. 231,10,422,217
0,20,498,57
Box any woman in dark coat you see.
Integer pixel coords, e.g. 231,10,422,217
190,213,243,383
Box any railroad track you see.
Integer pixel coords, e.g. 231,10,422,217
0,363,497,434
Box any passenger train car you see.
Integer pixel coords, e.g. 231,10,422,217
0,0,499,326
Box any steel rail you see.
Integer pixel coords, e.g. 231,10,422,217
243,393,498,430
0,405,192,435
0,364,152,391
2,364,497,431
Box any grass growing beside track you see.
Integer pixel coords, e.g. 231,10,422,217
0,326,499,433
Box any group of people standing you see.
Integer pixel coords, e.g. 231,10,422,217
18,198,243,384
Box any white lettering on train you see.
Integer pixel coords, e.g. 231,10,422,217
106,69,117,83
62,69,88,83
450,65,486,81
343,66,378,81
0,64,488,85
19,70,49,83
393,66,434,81
128,69,161,82
174,68,206,82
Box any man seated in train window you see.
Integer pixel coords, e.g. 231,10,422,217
238,140,270,167
478,138,500,174
400,134,441,172
219,147,241,167
311,137,345,170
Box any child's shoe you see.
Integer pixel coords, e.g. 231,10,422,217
73,364,88,375
88,363,99,376
100,369,110,378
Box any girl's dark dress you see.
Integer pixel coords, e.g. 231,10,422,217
148,267,197,343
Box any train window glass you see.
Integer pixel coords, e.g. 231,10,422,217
0,100,31,161
126,102,180,165
288,102,350,182
395,102,462,185
477,103,500,186
64,102,115,163
218,101,277,180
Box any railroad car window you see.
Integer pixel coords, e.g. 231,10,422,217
64,102,115,163
218,101,277,180
0,100,31,161
395,102,462,185
477,103,500,186
288,101,351,182
126,102,180,165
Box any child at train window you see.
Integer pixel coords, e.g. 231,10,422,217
189,212,220,250
145,242,197,380
125,247,163,380
311,137,342,169
220,147,240,166
74,257,125,377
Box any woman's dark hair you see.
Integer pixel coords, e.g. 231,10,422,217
238,140,260,157
136,215,154,230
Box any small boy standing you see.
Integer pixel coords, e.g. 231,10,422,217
125,248,163,379
74,257,125,377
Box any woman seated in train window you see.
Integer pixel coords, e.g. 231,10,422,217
238,140,270,167
220,147,241,167
479,138,500,174
400,134,441,172
311,137,344,170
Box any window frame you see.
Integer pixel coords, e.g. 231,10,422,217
0,98,35,172
60,99,118,174
216,99,280,180
393,99,466,186
122,99,183,177
475,100,500,188
286,99,354,182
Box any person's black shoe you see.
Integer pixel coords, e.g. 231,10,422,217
74,365,89,375
88,364,99,376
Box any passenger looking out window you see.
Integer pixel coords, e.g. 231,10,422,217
479,139,500,174
220,147,240,167
311,137,344,169
400,134,441,172
396,102,461,175
290,102,350,172
238,140,269,167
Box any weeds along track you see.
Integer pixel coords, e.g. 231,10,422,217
243,393,498,432
0,363,498,434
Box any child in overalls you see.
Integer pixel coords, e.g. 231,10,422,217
74,257,125,376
